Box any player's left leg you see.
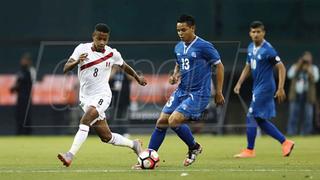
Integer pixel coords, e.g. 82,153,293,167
256,117,295,156
169,112,197,148
93,119,143,155
169,94,209,166
168,111,202,166
148,113,170,151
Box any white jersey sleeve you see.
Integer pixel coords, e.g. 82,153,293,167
70,44,84,60
112,49,124,66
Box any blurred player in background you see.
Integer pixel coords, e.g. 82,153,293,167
136,15,225,168
287,51,319,135
57,23,147,167
109,65,132,137
10,53,35,135
233,21,294,158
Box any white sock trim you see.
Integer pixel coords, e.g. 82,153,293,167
79,124,90,131
107,133,134,148
69,124,90,155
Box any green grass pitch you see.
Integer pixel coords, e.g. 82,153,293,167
0,135,319,180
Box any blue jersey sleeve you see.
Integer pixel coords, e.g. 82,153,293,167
202,43,221,65
267,47,281,65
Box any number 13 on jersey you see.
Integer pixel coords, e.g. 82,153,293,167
181,58,190,70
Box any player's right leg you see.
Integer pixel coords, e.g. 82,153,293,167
57,106,98,167
148,89,181,151
148,113,170,151
130,113,170,170
234,114,257,158
93,119,143,155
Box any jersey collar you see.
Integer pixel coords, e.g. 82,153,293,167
183,36,198,54
91,44,106,53
253,39,265,55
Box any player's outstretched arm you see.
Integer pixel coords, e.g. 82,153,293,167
234,64,251,94
63,53,88,74
274,62,286,103
120,62,147,86
214,62,225,105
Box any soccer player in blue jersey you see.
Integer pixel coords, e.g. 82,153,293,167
233,21,294,158
143,15,225,167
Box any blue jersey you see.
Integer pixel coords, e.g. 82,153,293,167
247,40,281,95
175,36,221,97
247,40,281,120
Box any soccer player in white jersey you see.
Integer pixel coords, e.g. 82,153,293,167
57,23,147,167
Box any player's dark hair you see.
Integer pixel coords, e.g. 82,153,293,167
177,14,195,26
21,52,32,61
302,51,312,56
250,21,265,30
95,23,110,33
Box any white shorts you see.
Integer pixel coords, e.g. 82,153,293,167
79,94,111,125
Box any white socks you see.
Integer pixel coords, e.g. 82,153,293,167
69,124,90,155
68,125,133,156
107,133,134,148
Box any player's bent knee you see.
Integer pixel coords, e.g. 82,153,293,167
168,117,179,128
156,118,169,128
80,108,99,125
100,133,112,143
168,112,185,128
87,108,99,117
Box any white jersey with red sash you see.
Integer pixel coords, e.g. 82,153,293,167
69,42,124,121
70,42,124,102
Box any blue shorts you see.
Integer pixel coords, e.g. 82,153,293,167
162,89,210,120
248,92,276,120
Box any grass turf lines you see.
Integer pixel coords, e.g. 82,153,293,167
0,135,319,180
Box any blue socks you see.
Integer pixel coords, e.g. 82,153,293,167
148,127,167,151
171,124,196,149
256,118,286,144
246,115,286,150
148,124,196,151
246,115,257,150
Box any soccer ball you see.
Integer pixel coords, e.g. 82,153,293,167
137,149,159,169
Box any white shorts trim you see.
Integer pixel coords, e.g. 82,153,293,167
79,94,111,125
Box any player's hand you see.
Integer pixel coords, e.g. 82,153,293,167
136,76,147,86
169,75,179,85
78,53,88,63
233,83,241,94
215,92,225,106
274,88,286,103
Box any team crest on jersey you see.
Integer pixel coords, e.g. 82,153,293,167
191,52,197,58
181,104,188,110
257,54,261,59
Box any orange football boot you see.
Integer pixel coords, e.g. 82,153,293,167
282,139,295,157
234,149,256,158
